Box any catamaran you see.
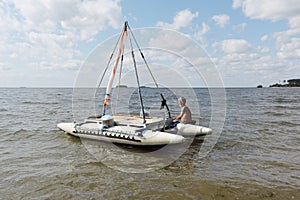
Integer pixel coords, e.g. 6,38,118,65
57,22,212,146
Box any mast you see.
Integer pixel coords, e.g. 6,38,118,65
103,22,128,116
129,36,146,124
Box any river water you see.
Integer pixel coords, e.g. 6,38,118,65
0,87,299,199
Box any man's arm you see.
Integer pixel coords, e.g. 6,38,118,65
173,107,184,121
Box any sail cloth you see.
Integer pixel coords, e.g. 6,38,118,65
103,22,128,111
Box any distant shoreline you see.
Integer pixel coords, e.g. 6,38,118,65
269,79,300,88
269,86,300,88
0,86,262,89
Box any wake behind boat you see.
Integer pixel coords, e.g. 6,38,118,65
57,21,212,146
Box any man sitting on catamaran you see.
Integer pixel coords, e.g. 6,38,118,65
173,96,193,124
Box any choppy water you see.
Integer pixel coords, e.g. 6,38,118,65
0,88,299,199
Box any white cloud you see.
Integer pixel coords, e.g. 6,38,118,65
193,22,210,45
233,0,300,35
0,0,123,72
149,30,192,55
198,22,210,35
60,0,122,40
233,23,247,33
238,0,300,21
213,39,252,54
277,37,300,59
288,16,300,30
0,62,11,71
232,0,243,9
261,35,269,42
156,9,199,30
286,16,300,36
258,35,270,53
259,46,270,53
212,14,230,28
271,25,300,59
233,0,300,61
7,0,122,36
213,38,269,57
214,50,297,86
0,1,21,31
30,59,81,70
28,31,78,61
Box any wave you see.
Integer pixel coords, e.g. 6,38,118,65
271,105,300,110
262,111,286,117
0,113,19,117
273,121,299,127
273,97,297,104
22,101,59,105
13,128,29,134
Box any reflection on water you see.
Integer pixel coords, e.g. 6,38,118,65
82,136,196,173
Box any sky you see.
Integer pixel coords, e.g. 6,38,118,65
0,0,300,87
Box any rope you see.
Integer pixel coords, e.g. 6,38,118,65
127,24,172,120
97,30,123,89
127,24,159,88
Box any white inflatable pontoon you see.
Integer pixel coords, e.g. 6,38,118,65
161,117,213,137
57,115,185,146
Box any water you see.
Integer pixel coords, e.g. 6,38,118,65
0,88,299,199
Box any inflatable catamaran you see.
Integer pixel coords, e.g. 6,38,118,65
57,22,212,146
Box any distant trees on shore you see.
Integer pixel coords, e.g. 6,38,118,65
269,79,300,87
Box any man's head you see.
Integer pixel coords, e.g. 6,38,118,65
178,96,186,106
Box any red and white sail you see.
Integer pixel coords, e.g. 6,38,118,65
103,22,128,112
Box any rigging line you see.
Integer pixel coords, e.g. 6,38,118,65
127,24,172,119
127,24,159,88
97,30,123,89
129,32,146,124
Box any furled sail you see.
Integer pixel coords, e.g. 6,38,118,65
103,22,128,115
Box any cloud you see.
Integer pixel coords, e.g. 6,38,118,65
60,0,123,40
276,37,300,59
0,0,123,72
233,0,300,34
261,35,269,42
213,39,252,54
0,62,11,71
286,16,300,35
148,30,193,56
4,0,122,37
271,18,300,59
233,0,300,61
214,49,297,86
196,22,210,35
232,0,243,9
233,23,247,33
212,14,230,28
193,22,210,45
259,46,270,53
233,0,300,21
156,9,199,30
